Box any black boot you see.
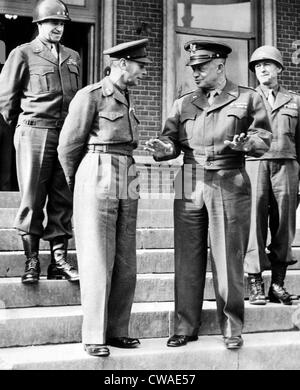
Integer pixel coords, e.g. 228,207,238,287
21,234,40,284
47,237,79,282
268,264,293,305
248,273,266,305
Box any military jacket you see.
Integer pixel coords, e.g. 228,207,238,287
157,80,272,169
0,38,81,127
58,76,140,181
247,85,300,164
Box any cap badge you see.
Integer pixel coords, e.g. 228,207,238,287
190,44,197,54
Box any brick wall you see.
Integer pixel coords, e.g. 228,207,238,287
116,0,168,193
277,0,300,92
116,0,163,154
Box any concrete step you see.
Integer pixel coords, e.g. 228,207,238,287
0,271,300,309
0,301,299,349
0,208,174,229
1,331,300,370
1,247,300,278
0,249,174,277
0,228,174,251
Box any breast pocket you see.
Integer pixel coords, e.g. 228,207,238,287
29,66,55,94
68,64,79,92
280,109,298,135
99,111,131,142
179,112,197,141
226,108,248,139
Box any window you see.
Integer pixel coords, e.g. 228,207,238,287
175,0,259,95
177,0,252,32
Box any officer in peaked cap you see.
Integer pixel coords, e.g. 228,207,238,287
103,38,152,64
58,39,150,357
0,0,80,285
146,39,271,350
184,40,232,66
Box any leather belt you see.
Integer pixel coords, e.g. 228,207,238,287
184,154,245,169
19,118,64,128
86,144,134,156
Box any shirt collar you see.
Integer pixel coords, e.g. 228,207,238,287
260,84,279,98
206,79,227,97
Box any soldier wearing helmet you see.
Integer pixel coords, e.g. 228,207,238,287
0,0,81,285
245,45,300,305
145,40,271,350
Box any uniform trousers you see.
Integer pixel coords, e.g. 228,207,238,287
74,152,139,345
14,125,73,240
244,159,299,273
173,164,251,338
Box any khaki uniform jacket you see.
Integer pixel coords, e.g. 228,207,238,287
247,85,300,164
58,76,140,184
156,80,272,168
0,37,81,127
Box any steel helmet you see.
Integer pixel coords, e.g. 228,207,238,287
249,45,284,72
32,0,71,23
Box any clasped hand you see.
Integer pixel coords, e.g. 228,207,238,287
144,139,174,158
224,133,251,152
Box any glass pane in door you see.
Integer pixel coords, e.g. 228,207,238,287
177,0,252,33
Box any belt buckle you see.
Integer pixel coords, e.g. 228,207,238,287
102,145,108,153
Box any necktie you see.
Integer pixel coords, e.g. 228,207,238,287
51,44,59,59
207,90,218,106
267,89,275,109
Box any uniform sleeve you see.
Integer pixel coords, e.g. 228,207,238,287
0,47,27,126
75,51,83,90
245,91,272,157
58,88,96,189
154,99,182,161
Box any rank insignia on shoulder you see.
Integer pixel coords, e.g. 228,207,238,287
33,48,42,53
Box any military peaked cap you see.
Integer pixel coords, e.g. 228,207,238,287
103,39,151,64
184,40,232,66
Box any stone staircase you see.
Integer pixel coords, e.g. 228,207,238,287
0,192,300,370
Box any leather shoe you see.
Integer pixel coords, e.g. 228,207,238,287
224,336,244,350
107,337,140,349
167,334,198,347
84,344,110,357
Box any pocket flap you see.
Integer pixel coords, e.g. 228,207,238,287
281,108,298,118
99,111,124,121
68,64,79,75
30,66,55,76
227,108,247,119
180,112,197,123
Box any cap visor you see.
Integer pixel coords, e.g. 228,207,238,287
186,58,211,66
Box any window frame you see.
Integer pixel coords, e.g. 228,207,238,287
162,0,277,125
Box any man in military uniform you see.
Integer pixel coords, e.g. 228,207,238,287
58,39,150,357
145,40,271,349
0,0,80,284
244,46,300,305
